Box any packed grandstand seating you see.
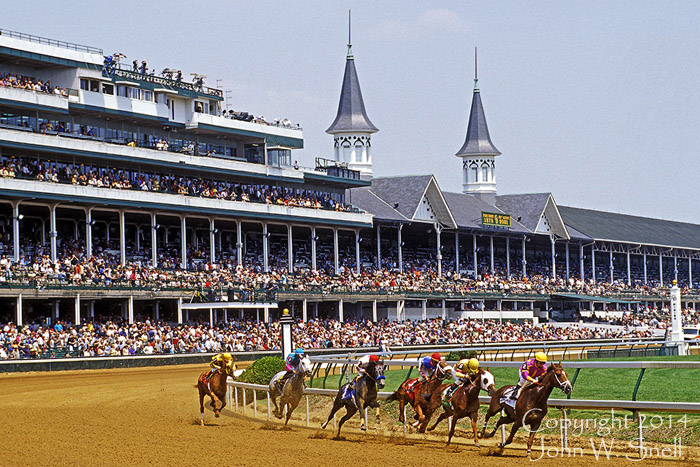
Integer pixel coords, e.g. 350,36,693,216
2,314,677,359
0,156,351,211
0,72,69,97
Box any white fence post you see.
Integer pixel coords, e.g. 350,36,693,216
403,405,407,436
637,412,644,458
501,424,506,444
253,392,257,418
267,392,271,420
235,387,239,411
243,389,247,415
306,395,310,427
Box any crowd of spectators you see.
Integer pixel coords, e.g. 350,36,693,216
0,72,68,97
0,156,351,211
0,315,660,360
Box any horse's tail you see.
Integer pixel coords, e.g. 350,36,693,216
385,391,398,403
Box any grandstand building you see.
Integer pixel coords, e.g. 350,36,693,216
0,28,699,327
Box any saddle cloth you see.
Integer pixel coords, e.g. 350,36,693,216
405,378,420,401
199,372,212,393
500,387,517,407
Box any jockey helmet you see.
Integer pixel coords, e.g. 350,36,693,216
369,354,380,363
535,352,547,363
467,358,479,371
295,348,305,355
431,352,441,362
223,353,232,360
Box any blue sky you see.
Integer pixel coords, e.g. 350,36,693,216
6,2,700,222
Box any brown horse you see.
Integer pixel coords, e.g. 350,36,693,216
426,368,496,446
490,363,572,456
196,363,233,426
386,364,450,432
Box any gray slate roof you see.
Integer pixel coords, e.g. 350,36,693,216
443,191,530,233
366,175,433,220
349,187,409,222
456,85,500,156
495,193,551,232
559,206,700,249
326,47,378,134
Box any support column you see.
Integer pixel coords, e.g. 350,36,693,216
551,236,556,280
455,232,460,274
264,307,269,323
180,216,187,269
12,202,20,262
372,300,377,322
506,237,511,279
236,220,243,266
690,258,693,289
643,253,647,285
74,294,80,325
209,308,213,327
210,218,216,265
302,298,308,322
135,227,140,252
422,300,427,320
311,227,317,271
565,242,570,281
627,250,632,286
355,230,361,275
262,223,269,272
436,224,443,276
579,244,584,280
490,235,495,275
89,301,95,320
674,255,678,282
150,213,158,267
287,224,293,272
177,298,183,324
397,225,403,273
591,245,596,283
155,301,160,321
659,254,663,286
609,251,614,283
376,225,381,269
522,237,526,278
473,234,478,278
49,204,57,263
441,299,446,320
16,294,22,326
333,228,339,275
119,210,126,266
127,296,134,324
85,208,92,258
338,299,344,322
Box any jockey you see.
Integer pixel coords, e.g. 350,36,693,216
418,352,448,383
281,347,306,384
355,354,380,379
510,352,548,400
444,358,479,404
209,352,234,375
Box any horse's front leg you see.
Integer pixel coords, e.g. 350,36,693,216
427,408,449,432
412,403,425,429
398,398,406,424
209,394,221,417
499,420,522,448
198,389,206,426
470,412,480,447
271,394,282,419
526,420,542,456
322,397,343,429
358,401,367,431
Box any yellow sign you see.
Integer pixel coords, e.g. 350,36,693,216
481,212,511,228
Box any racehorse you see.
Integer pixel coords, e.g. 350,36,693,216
386,363,450,432
485,363,572,456
321,360,386,437
196,362,234,426
269,356,312,425
426,368,496,446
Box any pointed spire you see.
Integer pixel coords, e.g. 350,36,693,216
326,12,378,134
456,48,500,157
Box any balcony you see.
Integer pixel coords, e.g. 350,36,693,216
0,86,71,113
188,113,304,148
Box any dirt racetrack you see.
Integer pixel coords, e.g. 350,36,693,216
1,364,697,467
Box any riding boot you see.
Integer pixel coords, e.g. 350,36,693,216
509,385,520,400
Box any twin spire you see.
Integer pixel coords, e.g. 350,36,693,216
326,11,378,135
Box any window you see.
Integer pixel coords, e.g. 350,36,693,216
128,87,140,99
482,165,489,182
102,83,114,95
117,86,128,97
89,80,99,93
80,79,89,91
142,90,153,102
471,165,478,183
194,101,209,114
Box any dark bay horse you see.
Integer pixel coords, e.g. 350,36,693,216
427,368,496,446
386,364,450,432
321,360,386,437
269,356,312,425
488,363,572,456
196,363,233,426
